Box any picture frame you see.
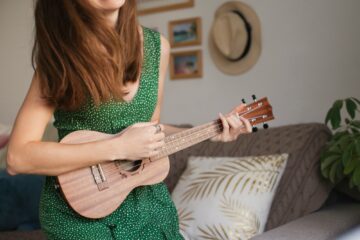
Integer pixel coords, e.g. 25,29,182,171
170,50,203,80
168,17,202,48
137,0,194,16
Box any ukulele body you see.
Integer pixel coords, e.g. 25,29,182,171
57,130,170,219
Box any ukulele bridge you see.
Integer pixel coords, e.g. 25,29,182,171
91,164,109,191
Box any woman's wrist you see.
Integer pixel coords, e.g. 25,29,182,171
103,136,127,161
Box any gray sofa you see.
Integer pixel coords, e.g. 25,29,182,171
0,123,359,239
166,122,360,239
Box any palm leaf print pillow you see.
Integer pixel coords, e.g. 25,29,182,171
172,154,288,240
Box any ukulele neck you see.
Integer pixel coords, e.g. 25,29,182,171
150,97,274,161
151,121,222,160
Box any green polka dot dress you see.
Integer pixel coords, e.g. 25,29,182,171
39,26,184,240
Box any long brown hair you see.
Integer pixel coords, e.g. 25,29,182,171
32,0,142,110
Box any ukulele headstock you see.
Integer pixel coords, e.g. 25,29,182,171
237,95,274,131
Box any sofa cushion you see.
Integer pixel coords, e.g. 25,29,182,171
172,154,288,239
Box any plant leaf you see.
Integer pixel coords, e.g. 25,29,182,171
345,98,357,119
330,100,343,130
344,156,358,175
352,166,360,186
350,120,360,129
327,144,342,154
356,140,360,156
321,154,340,171
342,143,354,166
321,165,330,179
349,176,355,189
329,161,339,183
336,162,344,181
325,108,333,126
351,97,360,106
332,131,349,141
350,127,360,134
334,134,352,150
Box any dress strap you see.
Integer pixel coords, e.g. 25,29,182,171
140,26,161,105
142,26,161,78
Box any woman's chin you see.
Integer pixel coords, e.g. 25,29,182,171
88,0,126,11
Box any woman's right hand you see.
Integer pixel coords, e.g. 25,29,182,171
111,122,165,161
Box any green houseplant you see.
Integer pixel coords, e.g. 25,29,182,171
320,97,360,197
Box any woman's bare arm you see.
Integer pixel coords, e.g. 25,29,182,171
6,72,128,176
7,73,164,176
149,34,190,136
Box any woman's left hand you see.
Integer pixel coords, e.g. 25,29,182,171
210,104,252,142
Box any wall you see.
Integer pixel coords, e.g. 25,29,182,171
0,0,33,125
138,0,360,127
0,0,359,128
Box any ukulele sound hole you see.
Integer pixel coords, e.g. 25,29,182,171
115,159,142,172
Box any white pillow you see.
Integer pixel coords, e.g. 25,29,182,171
172,154,288,240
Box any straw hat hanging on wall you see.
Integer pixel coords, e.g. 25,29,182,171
209,1,262,75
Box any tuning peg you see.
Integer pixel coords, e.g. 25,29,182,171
252,94,257,101
263,123,269,129
241,98,246,104
252,126,258,132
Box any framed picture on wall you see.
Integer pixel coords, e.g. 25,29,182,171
137,0,194,16
170,50,203,79
168,17,202,48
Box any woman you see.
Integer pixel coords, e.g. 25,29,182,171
6,0,252,239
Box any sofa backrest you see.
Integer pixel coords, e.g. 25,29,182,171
165,123,332,231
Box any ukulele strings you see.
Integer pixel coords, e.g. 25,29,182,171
161,104,260,148
103,123,236,178
103,104,265,177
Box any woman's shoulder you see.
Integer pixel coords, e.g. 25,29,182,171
139,24,170,56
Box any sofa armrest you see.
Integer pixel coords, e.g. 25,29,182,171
250,203,360,240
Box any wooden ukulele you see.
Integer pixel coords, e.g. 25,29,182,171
57,97,274,219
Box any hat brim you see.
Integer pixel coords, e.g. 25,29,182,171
209,1,262,75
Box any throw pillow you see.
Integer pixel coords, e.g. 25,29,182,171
172,154,288,240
